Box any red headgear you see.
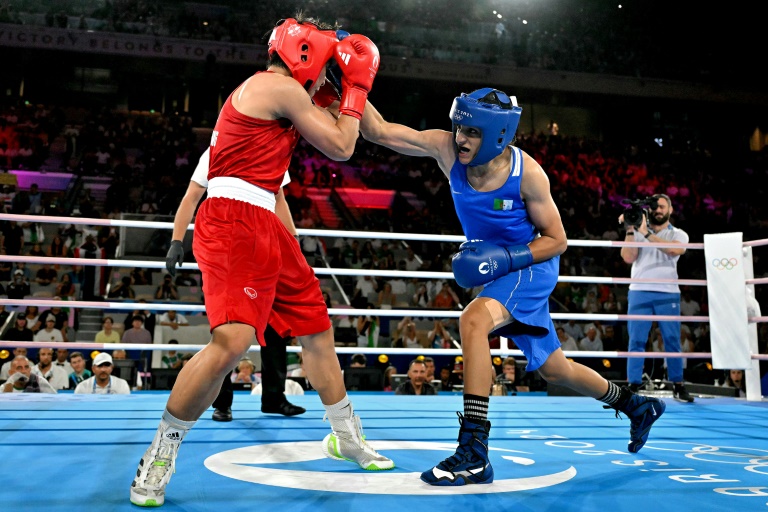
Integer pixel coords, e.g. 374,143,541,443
268,18,339,91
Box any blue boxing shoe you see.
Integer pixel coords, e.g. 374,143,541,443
421,413,493,486
606,387,666,453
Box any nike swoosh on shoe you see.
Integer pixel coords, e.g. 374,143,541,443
432,464,487,481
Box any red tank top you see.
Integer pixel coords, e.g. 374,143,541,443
208,73,300,194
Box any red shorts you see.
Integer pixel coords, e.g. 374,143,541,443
193,197,331,345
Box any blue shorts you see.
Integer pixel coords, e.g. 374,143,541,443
479,257,561,371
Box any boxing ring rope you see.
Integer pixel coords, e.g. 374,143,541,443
4,340,760,361
21,208,768,256
0,297,723,324
0,213,705,248
0,213,766,394
0,254,709,287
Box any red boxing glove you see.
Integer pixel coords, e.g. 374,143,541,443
333,34,380,120
312,80,340,108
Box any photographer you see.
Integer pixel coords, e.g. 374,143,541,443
619,193,694,402
108,275,136,299
154,273,179,300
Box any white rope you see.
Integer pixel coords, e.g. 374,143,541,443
0,297,720,322
3,340,766,361
0,255,708,286
0,298,207,312
0,213,176,230
0,213,715,248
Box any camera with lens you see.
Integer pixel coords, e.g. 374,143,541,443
620,196,659,230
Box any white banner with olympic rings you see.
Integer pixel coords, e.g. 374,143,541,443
704,232,751,369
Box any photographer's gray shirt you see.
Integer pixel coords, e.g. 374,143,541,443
629,224,688,293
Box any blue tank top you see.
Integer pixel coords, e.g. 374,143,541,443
449,146,537,246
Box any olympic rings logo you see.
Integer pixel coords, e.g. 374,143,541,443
712,258,738,270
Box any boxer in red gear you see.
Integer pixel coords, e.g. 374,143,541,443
130,16,391,508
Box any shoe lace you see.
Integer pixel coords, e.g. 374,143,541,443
145,442,177,486
325,412,383,457
442,442,473,469
348,415,385,458
603,404,623,419
605,403,645,437
603,391,646,421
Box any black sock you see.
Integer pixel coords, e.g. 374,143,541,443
464,394,489,422
598,381,630,408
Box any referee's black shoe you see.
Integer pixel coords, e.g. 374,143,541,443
262,400,306,416
212,408,233,422
673,383,695,403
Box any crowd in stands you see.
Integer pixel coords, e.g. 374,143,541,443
0,103,66,172
1,1,758,87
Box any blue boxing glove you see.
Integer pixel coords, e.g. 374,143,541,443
451,240,533,288
312,80,340,108
311,30,346,108
313,62,344,108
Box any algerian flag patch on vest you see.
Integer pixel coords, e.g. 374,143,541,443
493,199,514,211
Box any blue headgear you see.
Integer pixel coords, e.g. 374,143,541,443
449,88,522,166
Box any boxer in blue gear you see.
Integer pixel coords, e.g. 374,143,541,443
360,87,666,486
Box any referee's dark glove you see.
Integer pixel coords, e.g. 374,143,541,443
165,240,184,277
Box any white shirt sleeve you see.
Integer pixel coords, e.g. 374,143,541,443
113,377,132,394
190,148,210,187
37,376,58,394
74,379,89,394
285,379,305,395
281,171,291,188
50,366,69,389
671,225,689,244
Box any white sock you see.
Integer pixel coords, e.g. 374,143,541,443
158,409,196,443
324,395,353,419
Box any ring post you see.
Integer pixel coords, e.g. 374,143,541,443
704,233,754,394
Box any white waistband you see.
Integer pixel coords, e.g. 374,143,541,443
207,177,276,212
